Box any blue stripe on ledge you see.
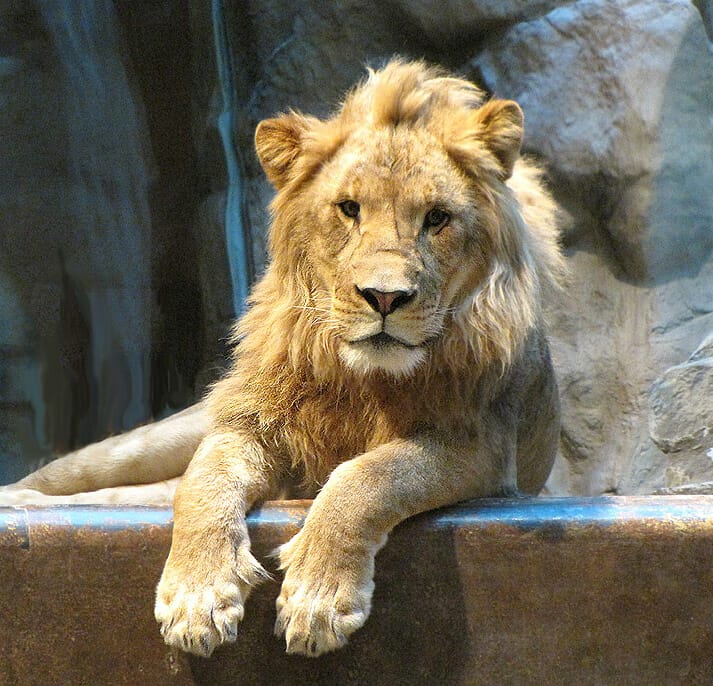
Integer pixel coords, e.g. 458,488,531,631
1,496,712,534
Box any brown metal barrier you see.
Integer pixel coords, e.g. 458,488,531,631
2,497,712,685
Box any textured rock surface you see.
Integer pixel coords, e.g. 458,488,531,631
650,332,713,489
469,0,713,494
473,0,713,281
1,0,712,495
0,1,231,479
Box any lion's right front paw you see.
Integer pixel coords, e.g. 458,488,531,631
154,551,267,657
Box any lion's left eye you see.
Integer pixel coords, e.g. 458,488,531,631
423,208,450,232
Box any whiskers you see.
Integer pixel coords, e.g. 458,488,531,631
430,302,459,319
293,299,457,356
394,302,455,341
291,304,343,329
291,304,331,314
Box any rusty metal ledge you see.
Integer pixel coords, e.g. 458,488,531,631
1,496,712,685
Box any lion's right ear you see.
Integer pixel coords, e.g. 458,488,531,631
255,113,317,189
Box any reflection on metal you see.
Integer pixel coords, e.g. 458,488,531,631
211,0,252,315
2,495,713,539
425,495,713,526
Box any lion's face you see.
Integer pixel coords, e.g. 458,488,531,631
302,126,489,376
255,62,533,379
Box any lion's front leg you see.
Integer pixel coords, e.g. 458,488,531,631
155,429,277,657
275,433,508,656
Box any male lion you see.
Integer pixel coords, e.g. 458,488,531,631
0,60,564,657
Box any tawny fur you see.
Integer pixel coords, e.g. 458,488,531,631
0,60,564,658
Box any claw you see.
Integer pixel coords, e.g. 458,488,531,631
274,613,287,637
199,634,213,657
285,632,305,655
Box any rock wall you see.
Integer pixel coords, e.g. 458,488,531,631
469,0,713,494
1,0,711,494
0,1,154,479
0,1,231,479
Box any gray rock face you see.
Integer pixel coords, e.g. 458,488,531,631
394,0,571,41
474,0,713,282
1,0,712,495
467,0,713,494
0,1,228,479
649,333,713,490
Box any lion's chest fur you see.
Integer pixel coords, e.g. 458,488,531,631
282,379,417,485
272,367,485,487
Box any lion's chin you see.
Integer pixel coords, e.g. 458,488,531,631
338,337,426,377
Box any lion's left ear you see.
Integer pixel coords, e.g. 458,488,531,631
446,99,524,180
255,113,319,189
474,100,523,179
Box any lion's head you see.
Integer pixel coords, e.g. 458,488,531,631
248,60,563,382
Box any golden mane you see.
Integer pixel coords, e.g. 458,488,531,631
208,59,564,485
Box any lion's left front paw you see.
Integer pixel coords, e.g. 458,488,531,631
274,531,375,656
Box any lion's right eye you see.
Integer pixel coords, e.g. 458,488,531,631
337,200,360,219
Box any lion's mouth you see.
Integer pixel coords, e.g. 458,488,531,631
350,332,419,349
340,330,427,376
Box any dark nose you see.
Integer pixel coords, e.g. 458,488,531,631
356,287,416,317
